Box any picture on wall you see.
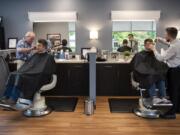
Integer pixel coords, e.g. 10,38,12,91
47,33,61,47
8,38,18,49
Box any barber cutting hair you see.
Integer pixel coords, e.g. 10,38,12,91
16,32,36,69
149,27,180,119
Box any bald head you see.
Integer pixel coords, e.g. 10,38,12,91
25,32,35,44
25,32,35,37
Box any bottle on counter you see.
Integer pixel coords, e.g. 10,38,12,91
65,50,69,60
59,50,65,59
53,50,58,59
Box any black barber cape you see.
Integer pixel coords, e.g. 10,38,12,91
131,50,168,89
117,46,132,52
8,52,56,100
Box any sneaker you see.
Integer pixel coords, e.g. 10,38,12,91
0,98,16,110
161,98,172,104
13,98,32,111
152,97,163,105
0,97,8,104
5,99,16,106
160,111,176,119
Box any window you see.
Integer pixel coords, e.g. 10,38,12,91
112,21,156,52
68,22,76,52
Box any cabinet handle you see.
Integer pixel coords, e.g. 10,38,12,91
104,65,113,68
74,66,82,68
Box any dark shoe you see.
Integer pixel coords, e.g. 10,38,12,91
0,98,16,111
0,97,8,104
176,110,180,114
160,113,176,119
5,99,16,106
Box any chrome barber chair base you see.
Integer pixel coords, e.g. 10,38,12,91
134,108,160,119
23,107,52,117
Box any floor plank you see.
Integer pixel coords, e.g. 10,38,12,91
0,96,180,135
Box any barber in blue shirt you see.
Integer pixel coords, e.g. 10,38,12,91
16,32,36,69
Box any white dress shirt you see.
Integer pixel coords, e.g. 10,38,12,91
154,39,180,68
128,40,138,53
157,37,170,46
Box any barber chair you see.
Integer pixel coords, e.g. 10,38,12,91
131,72,173,119
0,56,9,97
24,75,57,117
23,74,57,117
0,72,57,116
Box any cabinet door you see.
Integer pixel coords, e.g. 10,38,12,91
44,63,89,96
43,64,66,96
67,64,89,96
117,64,138,96
97,64,118,96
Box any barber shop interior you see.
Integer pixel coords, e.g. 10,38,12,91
1,0,180,135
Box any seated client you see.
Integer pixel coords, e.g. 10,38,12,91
0,39,56,105
131,38,170,105
117,39,132,52
58,39,72,52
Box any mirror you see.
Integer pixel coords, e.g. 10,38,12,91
33,22,76,52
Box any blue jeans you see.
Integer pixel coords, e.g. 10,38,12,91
3,85,20,101
148,80,166,98
2,74,21,101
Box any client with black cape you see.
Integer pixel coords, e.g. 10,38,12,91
1,39,56,105
131,42,168,89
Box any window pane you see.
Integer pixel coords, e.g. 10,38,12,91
132,21,153,31
68,22,76,52
68,22,75,31
69,32,76,52
69,31,75,40
69,41,75,47
69,41,76,52
153,21,156,31
112,21,131,31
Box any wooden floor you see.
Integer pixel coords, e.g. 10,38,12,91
0,96,180,135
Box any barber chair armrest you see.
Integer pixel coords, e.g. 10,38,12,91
131,72,140,89
40,74,57,92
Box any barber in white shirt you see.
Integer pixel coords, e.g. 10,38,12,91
149,27,180,119
128,34,138,53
